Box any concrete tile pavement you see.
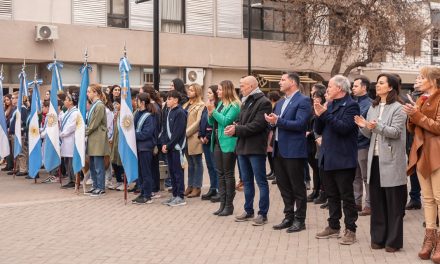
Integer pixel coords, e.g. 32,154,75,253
0,169,426,264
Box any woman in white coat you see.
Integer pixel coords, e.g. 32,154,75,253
60,93,79,188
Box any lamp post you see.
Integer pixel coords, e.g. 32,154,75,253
248,1,262,76
135,0,159,92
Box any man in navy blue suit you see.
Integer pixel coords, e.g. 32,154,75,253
314,75,360,245
265,72,312,233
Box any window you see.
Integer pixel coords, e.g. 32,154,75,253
405,30,421,57
243,2,301,41
161,0,185,33
433,30,440,57
108,0,129,28
0,0,12,20
143,68,154,84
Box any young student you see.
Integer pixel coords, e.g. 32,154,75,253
109,97,125,191
86,84,110,197
160,90,187,207
60,93,79,188
132,93,158,204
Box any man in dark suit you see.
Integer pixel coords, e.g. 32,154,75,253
314,75,360,245
265,72,312,233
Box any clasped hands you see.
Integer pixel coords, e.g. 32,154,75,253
354,115,377,130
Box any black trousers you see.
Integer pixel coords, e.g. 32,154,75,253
274,149,307,222
214,144,236,207
370,156,407,249
322,168,358,232
151,152,160,193
308,153,320,191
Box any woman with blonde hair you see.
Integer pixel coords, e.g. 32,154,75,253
183,83,205,198
404,66,440,262
207,80,240,216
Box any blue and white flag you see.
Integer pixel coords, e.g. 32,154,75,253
0,74,10,159
28,80,42,178
73,64,91,174
44,61,62,172
28,79,42,112
14,70,27,158
118,57,138,183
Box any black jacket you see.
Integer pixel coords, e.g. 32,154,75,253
235,92,272,155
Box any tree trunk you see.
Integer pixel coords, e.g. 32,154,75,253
330,45,347,77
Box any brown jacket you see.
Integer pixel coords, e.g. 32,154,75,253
183,100,205,155
407,89,440,177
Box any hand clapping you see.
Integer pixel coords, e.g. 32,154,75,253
313,100,328,117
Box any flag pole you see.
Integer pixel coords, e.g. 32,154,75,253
14,59,26,179
124,173,127,205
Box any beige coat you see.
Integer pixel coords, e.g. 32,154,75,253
408,89,440,178
86,101,110,156
183,101,205,155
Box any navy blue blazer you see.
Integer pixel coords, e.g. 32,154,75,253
314,93,360,171
272,92,312,159
134,110,157,152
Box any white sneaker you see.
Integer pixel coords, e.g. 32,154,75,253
107,181,116,190
85,178,93,185
151,192,162,199
116,184,125,191
168,197,187,207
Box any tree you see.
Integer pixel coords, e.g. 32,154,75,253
278,0,431,76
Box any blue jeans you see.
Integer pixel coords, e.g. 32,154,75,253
90,156,105,191
238,154,269,217
187,153,203,188
409,172,421,202
203,143,218,190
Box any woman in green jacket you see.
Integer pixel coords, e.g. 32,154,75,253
86,84,110,197
207,80,240,216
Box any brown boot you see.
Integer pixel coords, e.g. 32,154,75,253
419,229,436,260
187,188,201,198
184,186,193,197
432,231,440,263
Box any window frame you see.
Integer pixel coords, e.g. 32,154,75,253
108,0,129,28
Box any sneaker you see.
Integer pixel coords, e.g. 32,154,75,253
133,196,153,205
90,189,106,197
151,192,162,199
107,182,118,190
85,188,96,195
252,215,268,226
132,194,142,203
235,212,255,222
42,176,57,183
316,226,341,239
339,229,357,245
116,184,125,191
162,196,176,205
61,182,76,189
168,196,187,207
85,178,93,185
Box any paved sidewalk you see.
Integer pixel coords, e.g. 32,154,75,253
0,169,425,264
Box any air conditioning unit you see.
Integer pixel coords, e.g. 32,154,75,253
35,24,59,41
185,68,204,86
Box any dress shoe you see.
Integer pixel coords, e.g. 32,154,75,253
7,171,16,175
405,199,422,210
320,201,329,209
1,167,12,171
218,206,234,216
355,204,362,212
307,190,319,202
210,194,221,203
16,172,28,176
201,189,217,200
385,246,400,253
213,203,225,215
371,243,384,249
313,191,327,204
359,207,371,216
184,186,193,196
273,219,293,230
286,220,306,233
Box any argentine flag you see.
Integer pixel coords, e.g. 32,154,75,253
44,61,62,172
0,74,10,158
28,81,42,178
14,71,27,158
28,79,42,112
118,57,138,183
73,64,91,173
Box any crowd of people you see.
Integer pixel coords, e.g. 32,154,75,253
1,67,440,263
